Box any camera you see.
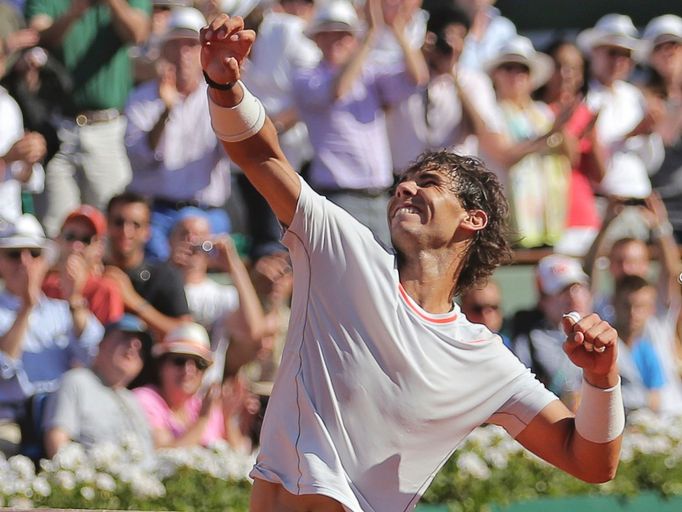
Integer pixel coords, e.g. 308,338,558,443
190,240,215,254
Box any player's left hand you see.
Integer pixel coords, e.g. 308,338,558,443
562,312,618,379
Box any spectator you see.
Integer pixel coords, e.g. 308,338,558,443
103,192,190,363
25,0,152,236
0,36,46,222
510,254,593,410
168,209,265,376
239,0,320,260
292,0,427,244
370,0,427,67
386,4,503,174
485,36,573,248
42,205,125,325
125,6,231,263
456,0,516,72
612,275,666,414
0,214,103,456
43,314,155,459
577,14,664,238
537,39,606,256
459,279,510,348
134,322,253,452
643,15,682,243
584,194,680,325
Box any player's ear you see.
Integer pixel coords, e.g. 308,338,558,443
460,209,487,232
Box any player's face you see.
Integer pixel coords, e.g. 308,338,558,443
388,168,469,250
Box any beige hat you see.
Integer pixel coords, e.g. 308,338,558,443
485,36,554,90
162,6,206,42
577,14,641,54
153,322,213,366
305,0,360,38
640,14,682,60
0,214,50,250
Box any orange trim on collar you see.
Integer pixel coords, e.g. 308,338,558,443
398,284,457,325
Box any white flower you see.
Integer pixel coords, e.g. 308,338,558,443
456,452,491,480
53,470,76,490
32,476,51,497
53,443,87,471
8,455,35,480
75,465,96,484
95,472,116,493
80,486,95,500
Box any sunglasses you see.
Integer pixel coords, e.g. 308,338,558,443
604,47,631,59
470,303,500,314
498,62,530,73
167,355,209,371
63,231,95,245
111,217,146,230
3,248,42,260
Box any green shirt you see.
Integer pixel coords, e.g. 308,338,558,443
25,0,151,111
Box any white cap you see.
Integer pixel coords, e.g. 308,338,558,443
0,214,49,250
153,322,213,365
577,14,640,54
640,15,682,60
219,0,264,18
536,254,589,296
305,0,360,38
162,6,206,42
485,36,554,89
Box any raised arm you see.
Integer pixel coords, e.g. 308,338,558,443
515,314,623,483
200,15,300,226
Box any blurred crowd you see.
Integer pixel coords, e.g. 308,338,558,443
1,0,682,466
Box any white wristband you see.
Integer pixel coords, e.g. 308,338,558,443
207,81,266,142
574,377,625,443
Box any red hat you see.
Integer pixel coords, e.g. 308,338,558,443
63,205,107,236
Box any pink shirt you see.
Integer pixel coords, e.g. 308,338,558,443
133,385,225,446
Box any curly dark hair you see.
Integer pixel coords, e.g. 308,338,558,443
400,151,513,296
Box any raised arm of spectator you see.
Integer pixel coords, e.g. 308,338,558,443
102,0,150,45
642,193,681,307
329,0,380,101
28,0,90,48
201,15,300,225
582,197,624,288
213,236,265,345
384,1,428,87
103,265,188,338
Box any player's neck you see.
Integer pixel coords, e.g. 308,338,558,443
398,250,462,314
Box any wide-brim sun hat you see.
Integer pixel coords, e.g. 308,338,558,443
639,14,682,60
162,6,206,42
577,13,641,54
304,0,360,38
153,322,214,366
484,36,554,90
0,214,50,250
220,0,264,19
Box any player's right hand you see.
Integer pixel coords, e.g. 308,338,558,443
200,14,255,86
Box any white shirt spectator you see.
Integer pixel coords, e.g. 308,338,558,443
458,6,517,72
586,79,664,198
124,80,230,206
387,68,502,172
242,11,321,171
0,86,44,222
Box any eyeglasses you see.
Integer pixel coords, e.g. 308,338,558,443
111,217,146,230
62,231,95,245
470,303,501,314
2,248,42,260
167,355,208,371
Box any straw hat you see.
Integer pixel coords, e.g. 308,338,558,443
577,14,640,54
484,36,554,89
153,322,213,366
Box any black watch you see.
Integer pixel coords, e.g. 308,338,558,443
203,71,236,91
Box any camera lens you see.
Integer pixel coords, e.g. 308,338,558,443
200,240,214,253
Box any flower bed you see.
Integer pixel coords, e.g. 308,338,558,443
2,410,681,511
